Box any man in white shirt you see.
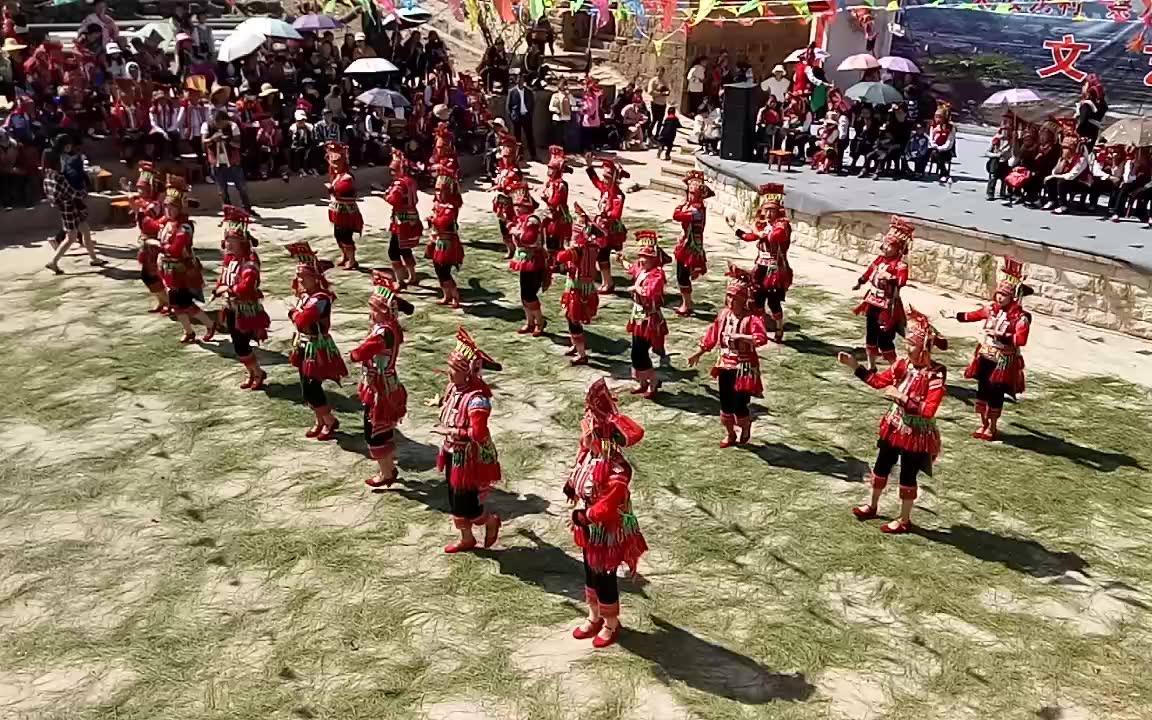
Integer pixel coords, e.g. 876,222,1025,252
760,65,790,103
686,59,706,114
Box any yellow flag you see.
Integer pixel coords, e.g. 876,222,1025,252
466,0,479,30
653,37,664,55
693,0,717,24
886,0,899,9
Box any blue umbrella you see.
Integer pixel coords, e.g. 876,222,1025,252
292,14,343,32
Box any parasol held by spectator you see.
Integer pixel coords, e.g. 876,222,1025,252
1101,118,1152,148
879,56,921,74
844,81,904,105
345,57,400,75
356,88,412,109
292,14,343,32
217,31,266,63
234,17,303,41
836,53,880,71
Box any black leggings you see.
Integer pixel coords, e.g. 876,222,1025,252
568,319,583,336
363,407,395,448
334,227,355,248
300,372,327,408
434,262,454,282
974,356,1008,411
388,232,415,263
224,309,253,357
865,306,897,352
763,289,785,317
597,246,612,263
717,368,751,418
498,219,510,241
583,552,619,604
446,466,483,519
675,261,692,289
520,270,543,304
873,438,928,488
631,336,653,372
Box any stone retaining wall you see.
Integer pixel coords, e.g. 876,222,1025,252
701,164,1152,341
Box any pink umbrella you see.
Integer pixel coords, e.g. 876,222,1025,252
837,53,880,71
983,88,1044,106
879,56,921,74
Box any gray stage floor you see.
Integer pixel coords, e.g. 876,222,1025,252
698,134,1151,272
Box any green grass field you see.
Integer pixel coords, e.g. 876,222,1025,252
0,215,1150,720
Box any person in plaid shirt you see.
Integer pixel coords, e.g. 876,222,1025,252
41,141,105,275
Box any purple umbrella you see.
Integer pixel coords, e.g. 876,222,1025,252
879,56,921,74
292,14,342,32
983,88,1044,106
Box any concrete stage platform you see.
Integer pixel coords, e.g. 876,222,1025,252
694,136,1152,340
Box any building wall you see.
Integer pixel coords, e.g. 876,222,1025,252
685,20,811,99
822,9,894,90
609,26,689,105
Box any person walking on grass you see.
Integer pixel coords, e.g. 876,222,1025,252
42,143,105,274
433,327,503,554
838,307,948,535
563,378,648,650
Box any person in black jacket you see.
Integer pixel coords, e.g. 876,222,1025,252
506,75,537,161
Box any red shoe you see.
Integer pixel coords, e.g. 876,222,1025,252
719,434,736,448
365,470,398,489
305,423,323,438
564,346,578,357
629,386,647,395
773,331,784,344
597,286,614,295
240,375,254,389
592,624,621,649
202,323,217,342
572,619,605,640
448,299,461,310
852,505,878,520
736,425,751,445
337,257,348,268
148,305,166,314
532,320,548,337
316,418,340,441
249,370,267,391
880,519,912,534
345,262,360,271
674,306,691,317
179,332,196,344
517,324,533,335
570,356,589,366
972,428,993,440
483,514,502,548
444,538,478,554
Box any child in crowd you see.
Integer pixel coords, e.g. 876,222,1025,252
905,123,930,178
656,106,681,161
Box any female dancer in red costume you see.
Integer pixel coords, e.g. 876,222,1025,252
144,176,216,344
671,170,712,316
617,230,669,398
287,242,348,441
688,264,769,447
563,378,648,649
557,203,603,366
837,307,948,534
350,271,415,488
132,161,167,313
542,145,572,270
586,156,628,293
853,216,913,369
385,153,424,287
508,181,549,336
434,328,503,553
326,141,363,271
213,205,270,390
731,183,792,342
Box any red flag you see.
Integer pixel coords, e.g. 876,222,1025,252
493,0,517,22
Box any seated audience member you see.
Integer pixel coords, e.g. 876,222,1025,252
782,94,812,161
985,114,1014,201
1108,146,1149,222
905,122,930,178
860,106,908,180
811,110,841,174
755,96,782,159
1042,132,1089,215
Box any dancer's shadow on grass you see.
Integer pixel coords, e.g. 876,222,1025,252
476,528,647,601
255,215,309,231
390,481,549,522
96,265,140,282
199,339,292,367
334,430,439,474
740,442,869,482
620,616,815,705
913,524,1090,579
998,423,1142,473
457,279,523,323
782,332,855,358
259,382,361,413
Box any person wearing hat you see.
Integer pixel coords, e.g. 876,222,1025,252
287,241,348,441
427,189,464,309
687,264,769,447
542,145,572,269
433,328,503,554
326,141,363,270
350,271,415,489
177,77,211,164
928,101,956,184
140,175,215,343
131,161,168,313
213,206,270,391
671,170,713,317
760,64,791,103
288,109,314,175
384,152,423,287
81,0,120,50
943,256,1032,441
557,204,603,366
586,157,628,293
148,89,179,159
617,230,670,399
508,180,549,336
563,378,648,649
852,216,912,369
838,306,949,535
731,183,792,344
491,133,522,258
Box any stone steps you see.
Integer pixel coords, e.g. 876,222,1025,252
647,176,683,196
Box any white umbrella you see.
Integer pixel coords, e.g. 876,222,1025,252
382,8,433,27
837,53,880,71
879,56,921,74
345,57,400,74
356,88,411,109
217,31,265,63
235,17,303,41
784,47,829,63
983,88,1044,106
132,21,176,50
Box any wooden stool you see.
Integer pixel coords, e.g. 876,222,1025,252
108,198,133,226
180,155,205,185
769,149,793,172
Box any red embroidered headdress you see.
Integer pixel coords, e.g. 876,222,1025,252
164,175,189,208
599,157,630,180
882,215,915,255
547,145,571,176
995,256,1032,300
634,229,671,265
758,182,785,212
724,262,755,302
221,204,257,246
684,170,714,200
447,327,501,375
136,161,162,196
905,306,948,352
326,141,349,173
287,241,334,290
583,377,645,448
369,269,400,314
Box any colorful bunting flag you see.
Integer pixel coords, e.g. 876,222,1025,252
737,0,760,14
693,0,718,23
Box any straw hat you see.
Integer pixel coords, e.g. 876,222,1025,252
2,38,28,53
259,83,280,97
